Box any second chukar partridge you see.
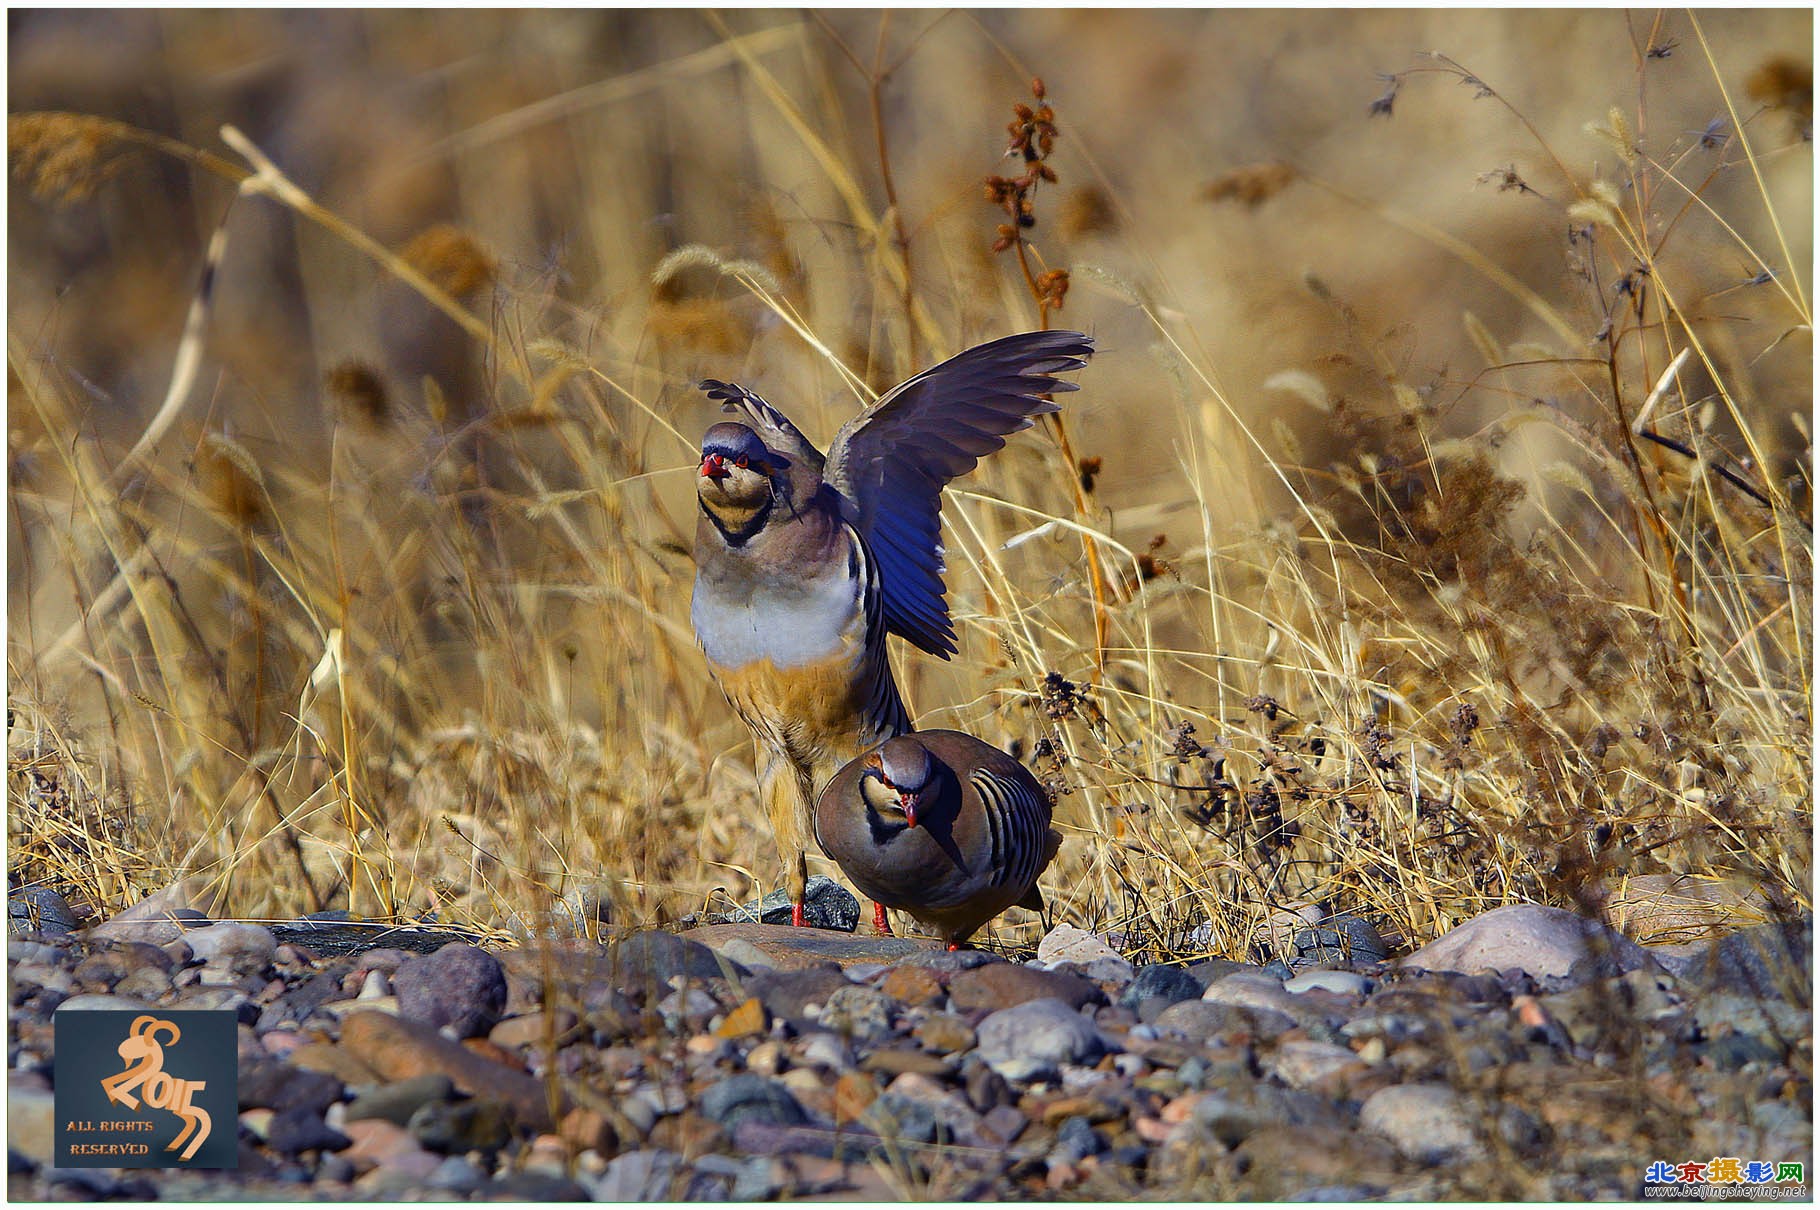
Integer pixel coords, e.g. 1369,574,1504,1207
814,730,1061,948
690,332,1092,929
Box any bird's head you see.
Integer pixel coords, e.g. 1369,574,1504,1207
697,423,782,529
859,737,935,828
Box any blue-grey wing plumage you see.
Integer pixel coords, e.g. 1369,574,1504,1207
824,331,1093,657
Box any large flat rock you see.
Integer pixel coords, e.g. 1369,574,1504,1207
682,923,943,971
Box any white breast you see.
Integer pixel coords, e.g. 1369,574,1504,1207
693,556,862,670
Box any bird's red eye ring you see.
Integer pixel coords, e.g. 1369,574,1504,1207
735,455,749,469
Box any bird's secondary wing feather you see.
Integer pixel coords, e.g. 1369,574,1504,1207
823,331,1093,656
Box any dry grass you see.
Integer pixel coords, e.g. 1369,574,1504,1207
7,11,1810,974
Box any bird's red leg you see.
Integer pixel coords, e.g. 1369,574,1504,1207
946,942,961,952
872,901,892,936
791,902,806,928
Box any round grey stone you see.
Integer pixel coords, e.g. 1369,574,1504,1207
1119,964,1206,1011
1293,915,1388,966
699,1075,808,1132
9,889,78,937
346,1074,457,1126
182,922,278,975
609,931,742,989
818,986,894,1040
1154,998,1285,1043
409,1096,514,1154
426,1155,486,1193
1284,969,1369,996
976,997,1106,1073
392,944,507,1038
1402,904,1659,984
265,1107,350,1155
1360,1084,1482,1164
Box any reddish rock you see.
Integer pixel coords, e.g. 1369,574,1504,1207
683,923,942,971
490,1009,579,1051
463,1036,526,1071
559,1108,617,1155
713,996,768,1039
340,1119,425,1170
859,1047,952,1077
949,963,1104,1012
288,1041,381,1086
879,964,945,1005
832,1070,880,1125
339,1010,558,1130
913,1013,976,1055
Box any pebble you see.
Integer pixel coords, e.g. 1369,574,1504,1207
8,1087,55,1163
183,921,279,975
8,889,79,937
1154,998,1284,1042
490,1007,579,1049
407,1095,514,1153
344,1074,456,1126
1359,1083,1481,1163
976,997,1107,1078
698,1075,808,1132
266,1107,351,1155
341,1118,427,1169
949,962,1104,1012
391,944,507,1039
1270,1039,1369,1089
239,1059,346,1116
742,967,850,1026
718,875,861,932
338,1009,555,1130
711,997,766,1040
1187,1082,1346,1147
797,1032,852,1072
1285,969,1369,996
817,985,896,1040
609,930,741,987
1402,903,1660,983
53,992,155,1012
1293,915,1390,966
425,1154,485,1193
867,1071,982,1145
1036,924,1135,981
1120,963,1206,1012
657,986,720,1029
588,1149,683,1200
914,1012,976,1054
878,964,944,1005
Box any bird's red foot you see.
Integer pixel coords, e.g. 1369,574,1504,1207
947,942,960,952
791,902,806,928
872,901,893,936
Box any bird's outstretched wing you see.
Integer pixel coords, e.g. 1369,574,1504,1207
824,331,1093,657
698,378,826,473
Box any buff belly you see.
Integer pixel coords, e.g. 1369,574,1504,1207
712,650,878,902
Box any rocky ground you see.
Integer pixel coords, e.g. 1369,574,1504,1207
6,879,1812,1201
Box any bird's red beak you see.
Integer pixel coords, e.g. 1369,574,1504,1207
700,453,729,481
900,791,920,828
